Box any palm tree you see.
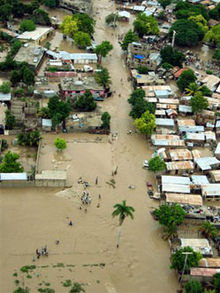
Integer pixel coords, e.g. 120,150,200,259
112,200,135,248
199,221,218,239
185,82,200,96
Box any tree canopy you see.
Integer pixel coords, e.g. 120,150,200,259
188,14,208,33
184,280,202,293
101,112,111,129
74,31,91,48
42,0,58,8
171,246,202,272
73,90,97,111
133,14,159,37
0,151,24,173
0,81,11,94
190,91,208,113
112,200,135,226
213,49,220,61
174,1,209,20
158,0,171,9
209,3,220,21
32,8,51,26
160,46,185,67
19,19,36,32
177,69,197,92
54,137,67,151
134,110,156,137
213,272,220,293
5,110,15,130
204,24,220,48
17,131,41,147
60,15,78,38
121,29,139,51
199,221,218,238
48,96,71,127
94,67,111,88
154,204,186,235
95,41,113,62
169,19,204,47
148,156,166,172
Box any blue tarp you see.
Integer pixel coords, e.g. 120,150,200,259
134,54,144,60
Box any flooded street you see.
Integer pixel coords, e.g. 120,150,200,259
0,1,179,292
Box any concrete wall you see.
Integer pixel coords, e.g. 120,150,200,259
0,178,66,188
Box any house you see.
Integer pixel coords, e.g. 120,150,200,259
118,10,131,21
165,193,203,206
59,0,92,13
66,112,102,133
46,51,98,64
190,268,220,283
179,238,213,256
201,75,220,92
165,161,194,175
17,27,54,45
166,149,192,161
155,89,173,99
161,175,192,185
179,126,205,134
185,132,205,144
178,105,193,114
35,170,67,187
151,134,186,147
195,157,220,171
14,44,45,71
209,170,220,183
146,52,161,70
155,118,175,128
60,77,104,97
162,184,191,194
191,175,210,185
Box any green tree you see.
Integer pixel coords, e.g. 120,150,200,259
159,0,171,9
171,246,202,272
72,13,95,36
200,85,212,96
154,204,186,236
101,112,111,129
13,287,30,293
0,4,12,22
134,14,159,37
213,49,220,61
162,62,173,71
105,13,119,26
128,89,145,105
74,31,91,48
60,15,78,38
70,282,85,293
130,99,155,119
32,8,51,26
121,29,139,51
17,131,41,147
0,81,11,94
148,156,166,172
188,14,208,33
112,200,135,247
204,24,220,48
5,110,16,130
42,0,58,8
10,70,21,85
184,280,202,293
160,46,185,67
174,1,209,20
22,67,35,85
19,19,36,32
137,66,149,74
73,90,97,111
199,221,218,238
185,82,200,96
0,151,24,173
54,137,67,151
214,272,220,293
134,110,156,137
95,41,113,63
190,91,208,113
209,3,220,21
94,67,111,88
169,19,204,47
48,96,71,127
177,69,197,92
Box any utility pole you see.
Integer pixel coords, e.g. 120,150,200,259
180,252,193,284
172,30,176,47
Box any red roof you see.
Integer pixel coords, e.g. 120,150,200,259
191,268,220,277
174,68,188,78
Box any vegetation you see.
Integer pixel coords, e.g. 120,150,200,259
1,139,8,151
134,110,156,137
19,19,36,32
17,131,41,147
60,15,78,37
209,3,220,21
137,66,149,74
174,1,209,20
121,29,139,51
54,137,67,151
169,19,204,47
158,0,171,9
95,41,113,63
214,272,220,293
188,14,208,33
160,46,185,67
70,282,85,293
42,0,59,8
48,96,71,128
162,62,173,71
213,49,220,61
105,13,119,26
204,24,220,48
5,110,16,130
185,83,211,96
10,63,35,86
171,246,202,272
184,280,202,293
94,67,111,88
0,151,24,173
199,221,218,238
133,14,159,37
112,201,135,247
32,8,51,26
63,279,72,287
101,112,111,129
0,81,11,93
148,156,166,172
73,90,97,111
154,204,186,236
177,69,197,92
74,31,91,48
13,288,30,293
190,91,208,113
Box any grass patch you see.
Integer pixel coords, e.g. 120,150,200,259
14,279,20,285
26,274,32,279
53,263,64,268
38,289,55,293
13,272,18,277
45,282,50,287
20,265,36,273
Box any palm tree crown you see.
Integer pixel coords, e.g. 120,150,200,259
112,200,135,225
199,221,218,238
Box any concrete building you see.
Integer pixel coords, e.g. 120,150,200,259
35,170,67,187
17,27,54,45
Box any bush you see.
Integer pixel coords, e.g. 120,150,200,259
54,137,66,151
19,19,36,32
0,81,11,93
162,62,173,70
160,46,185,67
148,156,166,172
184,280,202,293
17,131,41,147
101,112,111,129
5,110,16,130
213,49,220,61
73,90,97,111
206,69,213,75
137,66,149,74
0,151,24,173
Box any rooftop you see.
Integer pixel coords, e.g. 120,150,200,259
60,77,103,91
167,149,192,161
17,27,53,41
162,183,191,193
195,157,220,171
166,161,194,171
35,170,67,181
0,173,27,181
180,238,212,256
166,193,203,206
14,44,44,68
161,175,191,185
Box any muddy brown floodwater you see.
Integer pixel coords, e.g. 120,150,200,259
0,1,179,292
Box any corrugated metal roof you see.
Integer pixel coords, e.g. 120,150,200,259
191,268,220,277
0,92,11,101
202,184,220,197
168,149,192,161
156,118,174,127
178,105,192,113
180,238,212,255
215,142,220,155
209,170,220,182
155,89,171,96
185,132,205,141
162,184,191,193
166,161,194,171
162,176,191,185
179,126,204,133
199,258,220,268
191,175,209,185
42,119,52,127
166,193,203,206
46,50,98,61
196,157,220,171
177,119,195,127
0,173,27,181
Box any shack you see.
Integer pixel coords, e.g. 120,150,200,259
190,268,220,283
166,149,192,161
165,193,203,206
202,184,220,199
0,173,28,187
199,258,220,268
195,157,220,172
46,51,98,64
209,170,220,183
155,118,175,128
165,161,194,175
42,119,52,132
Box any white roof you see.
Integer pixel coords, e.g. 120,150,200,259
133,5,146,11
215,142,220,155
180,238,212,256
185,132,205,141
18,27,53,41
202,184,220,197
46,50,98,61
162,184,191,193
0,173,27,181
156,118,174,127
178,105,192,113
0,92,11,101
118,10,130,18
161,176,191,185
42,119,52,127
179,126,204,133
191,175,209,185
195,157,220,171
